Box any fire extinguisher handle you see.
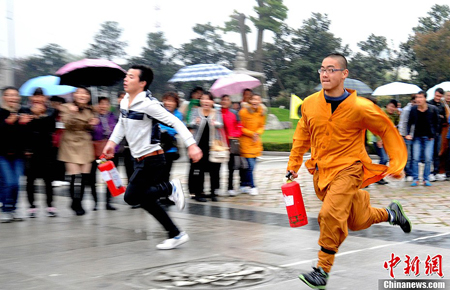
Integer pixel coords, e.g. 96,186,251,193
286,171,293,179
97,154,107,164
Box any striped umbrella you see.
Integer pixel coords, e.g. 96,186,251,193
168,64,233,82
315,78,373,94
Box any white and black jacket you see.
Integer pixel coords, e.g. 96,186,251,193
109,91,196,158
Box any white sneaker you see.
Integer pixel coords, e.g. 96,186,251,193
169,179,185,211
10,211,23,221
249,187,259,196
156,232,189,250
428,174,436,182
46,207,57,217
240,186,250,194
435,173,447,181
406,176,414,182
228,190,238,196
1,212,13,223
28,208,37,218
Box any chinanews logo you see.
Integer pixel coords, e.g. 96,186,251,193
379,279,449,289
379,253,449,290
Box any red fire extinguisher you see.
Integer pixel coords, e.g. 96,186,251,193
281,172,308,227
97,155,126,197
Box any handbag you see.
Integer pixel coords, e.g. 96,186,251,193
229,138,240,155
234,156,248,170
209,139,230,163
208,114,230,163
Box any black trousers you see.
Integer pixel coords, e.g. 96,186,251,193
26,175,53,208
188,157,221,196
227,153,239,190
25,156,54,208
124,154,179,238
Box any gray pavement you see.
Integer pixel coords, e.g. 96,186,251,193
1,153,450,289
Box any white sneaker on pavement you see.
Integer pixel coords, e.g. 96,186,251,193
169,179,185,211
249,187,259,196
156,232,189,250
228,189,238,196
10,211,23,221
240,186,250,194
435,173,447,181
406,176,414,182
428,174,436,182
47,207,57,217
1,212,13,223
28,208,37,218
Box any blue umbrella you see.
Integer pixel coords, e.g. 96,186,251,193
19,75,77,96
168,64,233,82
314,78,373,94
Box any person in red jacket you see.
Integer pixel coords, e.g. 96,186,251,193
220,95,242,196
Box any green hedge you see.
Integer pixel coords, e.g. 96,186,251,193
263,142,375,154
263,142,292,152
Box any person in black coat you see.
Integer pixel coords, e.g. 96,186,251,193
0,86,32,222
427,87,446,179
24,88,57,218
406,91,439,186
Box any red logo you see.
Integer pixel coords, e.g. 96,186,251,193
425,255,443,278
384,253,401,278
384,253,444,278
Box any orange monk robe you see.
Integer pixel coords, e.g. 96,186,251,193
287,89,406,193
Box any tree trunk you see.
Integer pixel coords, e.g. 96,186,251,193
273,68,285,91
236,13,249,61
255,28,264,73
254,0,265,73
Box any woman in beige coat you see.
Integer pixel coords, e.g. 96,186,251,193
58,87,98,215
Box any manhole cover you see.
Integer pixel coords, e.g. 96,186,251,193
133,260,274,289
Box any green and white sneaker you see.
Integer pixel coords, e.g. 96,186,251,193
386,200,412,233
299,267,328,289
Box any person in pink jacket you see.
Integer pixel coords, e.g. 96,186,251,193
220,95,242,196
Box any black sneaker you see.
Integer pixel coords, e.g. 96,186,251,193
387,200,411,233
298,267,328,289
376,179,389,185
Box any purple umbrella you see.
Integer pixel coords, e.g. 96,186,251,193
56,58,126,87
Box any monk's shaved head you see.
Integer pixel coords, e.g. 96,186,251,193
324,53,348,70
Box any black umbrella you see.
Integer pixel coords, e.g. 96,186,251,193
56,58,126,87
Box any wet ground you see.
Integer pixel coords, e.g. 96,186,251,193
1,153,449,289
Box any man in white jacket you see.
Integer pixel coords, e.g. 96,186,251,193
103,65,202,250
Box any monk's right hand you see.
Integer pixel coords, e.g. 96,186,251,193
287,170,298,179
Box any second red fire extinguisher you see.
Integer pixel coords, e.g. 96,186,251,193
97,155,126,197
281,172,308,227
